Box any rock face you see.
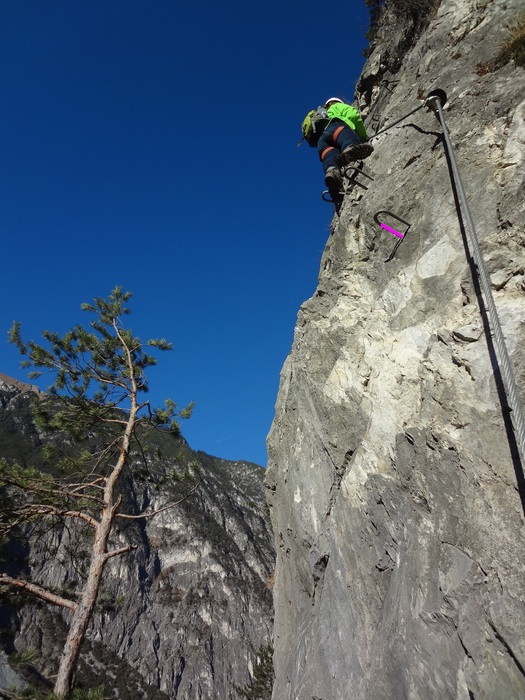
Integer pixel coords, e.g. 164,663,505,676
0,375,274,699
266,1,525,698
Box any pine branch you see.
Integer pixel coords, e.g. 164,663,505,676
7,479,105,507
0,573,78,612
19,505,99,529
103,544,136,561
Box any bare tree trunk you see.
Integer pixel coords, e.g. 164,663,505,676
54,381,138,697
53,501,117,697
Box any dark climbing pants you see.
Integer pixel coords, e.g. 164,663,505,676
318,119,361,173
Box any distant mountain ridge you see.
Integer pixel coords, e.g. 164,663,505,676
0,373,275,698
0,373,44,398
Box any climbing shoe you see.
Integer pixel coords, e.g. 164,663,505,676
324,167,343,203
338,143,374,166
324,167,342,190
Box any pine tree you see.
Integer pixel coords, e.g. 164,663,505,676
235,646,274,699
0,287,196,698
365,0,385,30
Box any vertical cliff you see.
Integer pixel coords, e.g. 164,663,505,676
266,1,525,698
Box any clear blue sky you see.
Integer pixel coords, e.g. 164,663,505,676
1,1,371,467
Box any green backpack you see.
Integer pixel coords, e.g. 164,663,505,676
299,106,330,147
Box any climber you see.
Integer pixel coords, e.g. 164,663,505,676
317,97,373,202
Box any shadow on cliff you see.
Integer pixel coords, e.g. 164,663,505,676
443,146,525,516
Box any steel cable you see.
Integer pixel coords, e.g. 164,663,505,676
428,95,525,466
368,103,426,139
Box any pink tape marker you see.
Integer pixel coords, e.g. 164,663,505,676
380,222,404,239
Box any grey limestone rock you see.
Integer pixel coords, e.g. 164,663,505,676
267,1,525,698
0,376,274,699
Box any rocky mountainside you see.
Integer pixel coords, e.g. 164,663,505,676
267,0,525,698
0,374,274,699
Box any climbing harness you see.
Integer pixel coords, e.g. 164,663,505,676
427,90,525,467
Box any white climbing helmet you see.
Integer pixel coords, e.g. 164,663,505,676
325,97,343,105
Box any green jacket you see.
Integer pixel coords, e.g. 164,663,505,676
327,102,368,141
